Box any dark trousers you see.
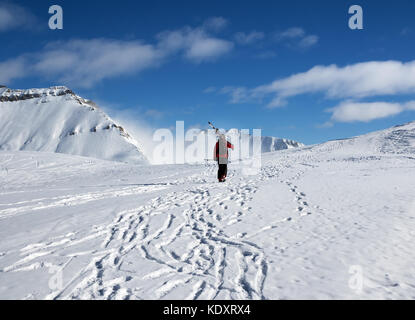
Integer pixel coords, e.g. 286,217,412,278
218,164,227,181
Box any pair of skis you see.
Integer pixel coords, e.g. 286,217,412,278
208,121,219,135
209,121,227,140
204,122,220,164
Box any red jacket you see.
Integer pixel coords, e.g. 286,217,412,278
214,141,234,161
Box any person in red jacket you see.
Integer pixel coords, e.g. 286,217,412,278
214,134,234,182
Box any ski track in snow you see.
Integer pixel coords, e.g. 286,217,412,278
0,185,168,220
0,161,279,300
0,155,323,300
1,120,415,300
53,169,269,300
0,155,350,299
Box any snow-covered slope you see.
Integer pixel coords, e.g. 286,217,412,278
311,121,415,155
0,122,414,300
261,136,303,152
0,87,147,164
225,128,304,152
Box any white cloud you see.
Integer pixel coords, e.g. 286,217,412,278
220,86,250,104
32,39,163,88
327,101,415,123
299,35,319,48
217,59,415,125
276,60,415,106
186,37,233,62
0,57,27,83
0,4,17,31
242,60,415,108
275,27,305,40
234,31,264,45
0,17,233,87
274,27,318,49
0,2,37,32
157,24,233,63
0,39,162,88
406,101,415,110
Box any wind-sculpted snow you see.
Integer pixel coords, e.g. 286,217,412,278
379,123,415,154
0,121,414,299
311,121,415,155
0,87,147,164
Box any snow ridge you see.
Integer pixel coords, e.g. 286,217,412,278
0,87,147,164
312,121,415,155
0,86,74,102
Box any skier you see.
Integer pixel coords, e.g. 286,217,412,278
214,134,234,182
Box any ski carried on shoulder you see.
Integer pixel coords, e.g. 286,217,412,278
208,121,219,135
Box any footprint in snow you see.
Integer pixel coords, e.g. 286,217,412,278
300,212,312,216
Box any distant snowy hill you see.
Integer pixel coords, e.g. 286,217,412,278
225,128,304,152
261,135,304,152
201,128,304,155
311,121,415,155
0,86,147,164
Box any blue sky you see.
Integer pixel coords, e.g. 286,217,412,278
1,0,415,144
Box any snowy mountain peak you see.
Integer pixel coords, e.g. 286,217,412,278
0,86,75,102
0,86,148,164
